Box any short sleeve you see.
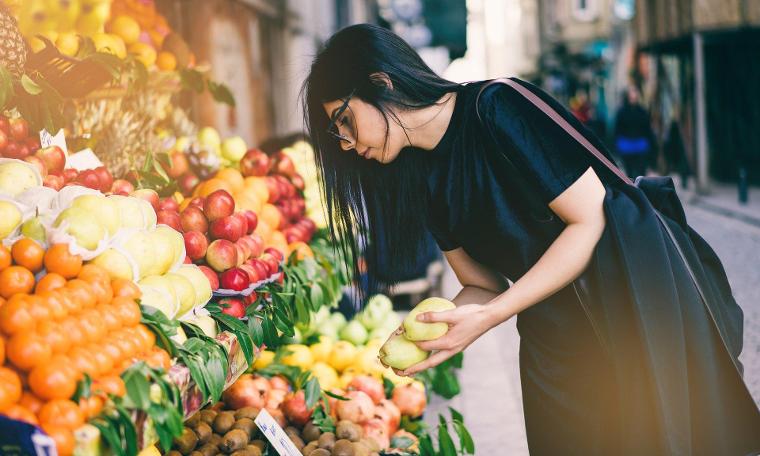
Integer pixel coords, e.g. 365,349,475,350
477,80,595,203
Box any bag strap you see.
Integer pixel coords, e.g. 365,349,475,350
475,78,635,186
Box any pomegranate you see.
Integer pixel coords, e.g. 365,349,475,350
269,375,290,392
267,407,287,427
336,390,375,424
391,384,426,418
222,374,267,409
266,388,287,410
349,375,385,405
375,399,401,435
362,417,391,450
282,390,314,427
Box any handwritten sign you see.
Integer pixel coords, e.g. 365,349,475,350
39,129,68,155
254,408,302,456
65,149,103,171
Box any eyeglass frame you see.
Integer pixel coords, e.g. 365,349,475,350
325,89,357,145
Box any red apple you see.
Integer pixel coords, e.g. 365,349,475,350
131,189,160,211
25,137,40,152
0,116,9,134
110,179,134,195
8,118,28,141
264,247,284,262
204,189,235,221
0,130,8,152
235,239,252,262
183,231,209,261
243,291,258,307
250,234,265,258
63,168,78,183
260,253,280,276
198,265,219,290
188,196,205,210
209,215,245,242
301,218,316,234
4,142,29,159
238,264,260,283
220,268,249,291
24,155,47,176
205,239,238,272
43,174,64,190
248,258,270,280
178,172,199,195
291,174,305,191
180,206,208,233
242,210,258,233
219,297,246,318
157,210,182,231
234,244,246,266
274,153,297,178
239,148,270,177
265,177,281,203
159,197,179,212
93,166,113,193
164,150,189,179
77,169,101,189
183,255,191,264
233,212,248,235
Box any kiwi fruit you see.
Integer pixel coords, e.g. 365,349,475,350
302,422,321,442
336,421,362,442
234,406,260,421
360,437,380,452
231,418,256,439
195,443,219,456
213,412,236,435
230,450,259,456
317,432,336,450
290,434,305,451
199,409,217,426
250,440,266,451
302,441,319,455
220,429,249,453
186,413,201,428
174,428,199,455
208,433,223,448
166,451,183,456
310,449,331,456
332,439,356,456
351,441,370,456
189,452,203,456
243,444,263,456
194,422,213,445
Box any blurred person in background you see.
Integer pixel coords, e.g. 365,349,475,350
302,24,759,455
613,87,658,179
663,108,692,189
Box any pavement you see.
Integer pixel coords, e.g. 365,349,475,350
423,178,760,455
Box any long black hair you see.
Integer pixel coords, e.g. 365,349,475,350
301,24,461,294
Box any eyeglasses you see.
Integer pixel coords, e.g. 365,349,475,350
326,89,356,144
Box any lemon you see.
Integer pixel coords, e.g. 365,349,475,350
56,32,80,56
129,42,157,68
253,350,275,370
281,344,314,371
109,15,140,45
328,341,358,372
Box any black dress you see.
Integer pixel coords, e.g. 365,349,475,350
425,78,760,455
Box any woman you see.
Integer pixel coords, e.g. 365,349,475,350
613,87,658,179
302,24,760,455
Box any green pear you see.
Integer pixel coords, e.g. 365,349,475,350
329,312,347,330
403,297,456,341
339,320,368,345
54,207,106,251
72,195,121,236
20,216,46,244
378,332,430,370
186,314,217,338
139,275,178,314
153,226,184,265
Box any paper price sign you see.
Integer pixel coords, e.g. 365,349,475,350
254,408,303,456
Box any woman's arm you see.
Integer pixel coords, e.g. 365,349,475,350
400,167,606,375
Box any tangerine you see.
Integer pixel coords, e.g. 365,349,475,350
144,347,172,371
260,204,283,230
67,346,97,378
0,367,22,411
65,279,96,308
35,273,67,293
79,310,106,343
112,296,141,327
78,395,103,420
7,331,52,371
156,51,177,71
18,391,43,414
11,238,45,273
93,375,125,397
98,304,122,332
2,404,38,424
197,178,233,197
0,266,35,299
112,334,139,360
216,168,245,194
26,295,51,321
87,277,113,306
86,344,114,376
0,245,11,271
111,278,141,299
41,425,75,456
38,399,84,430
44,244,83,279
0,337,4,364
39,290,68,321
134,324,156,352
58,317,85,347
0,295,34,335
28,360,77,400
37,321,71,355
78,264,110,284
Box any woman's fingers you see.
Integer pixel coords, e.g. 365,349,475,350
415,336,451,351
400,349,457,376
416,308,459,324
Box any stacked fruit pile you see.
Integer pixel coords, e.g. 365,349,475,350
0,238,169,453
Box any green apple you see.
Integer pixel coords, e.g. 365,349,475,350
152,225,184,266
197,127,221,149
220,136,247,162
0,160,41,196
122,231,156,279
174,265,212,308
164,272,196,316
91,249,136,281
0,201,22,239
403,297,456,341
143,229,174,277
378,332,429,370
329,312,347,330
20,216,46,244
317,321,339,340
54,207,106,251
71,195,121,236
109,195,146,229
339,320,368,346
314,306,331,327
139,285,179,319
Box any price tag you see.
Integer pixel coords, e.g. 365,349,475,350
66,149,103,171
254,408,303,456
38,129,68,155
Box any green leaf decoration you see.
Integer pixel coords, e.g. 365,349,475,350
208,80,236,106
304,377,321,409
20,75,42,95
437,422,457,456
180,68,205,92
453,420,475,454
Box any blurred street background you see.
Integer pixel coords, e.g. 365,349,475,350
151,0,760,452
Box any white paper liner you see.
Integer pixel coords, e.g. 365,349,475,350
15,186,57,216
0,158,43,197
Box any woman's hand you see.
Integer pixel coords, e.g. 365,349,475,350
397,304,506,376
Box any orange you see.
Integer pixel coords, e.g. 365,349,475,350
11,238,45,273
0,367,22,411
244,176,270,202
35,273,67,293
93,375,125,398
156,51,177,71
26,295,51,321
134,324,156,352
67,346,97,378
112,296,141,327
0,245,11,271
87,344,114,376
39,291,68,321
65,279,96,309
144,347,171,371
269,231,288,256
216,168,245,194
0,336,4,364
44,244,83,279
197,178,233,198
254,221,273,243
37,321,71,355
0,295,35,335
108,15,140,45
7,331,52,371
260,204,283,230
0,266,35,299
98,304,122,332
58,317,85,347
112,333,139,360
3,404,38,424
18,391,43,415
78,395,103,420
41,425,75,456
111,278,141,299
79,310,106,344
29,360,77,400
39,399,84,430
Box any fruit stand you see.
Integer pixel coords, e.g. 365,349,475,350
0,2,474,455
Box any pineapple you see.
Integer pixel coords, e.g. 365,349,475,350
0,1,27,78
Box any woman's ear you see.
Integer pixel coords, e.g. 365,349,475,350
369,72,393,90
